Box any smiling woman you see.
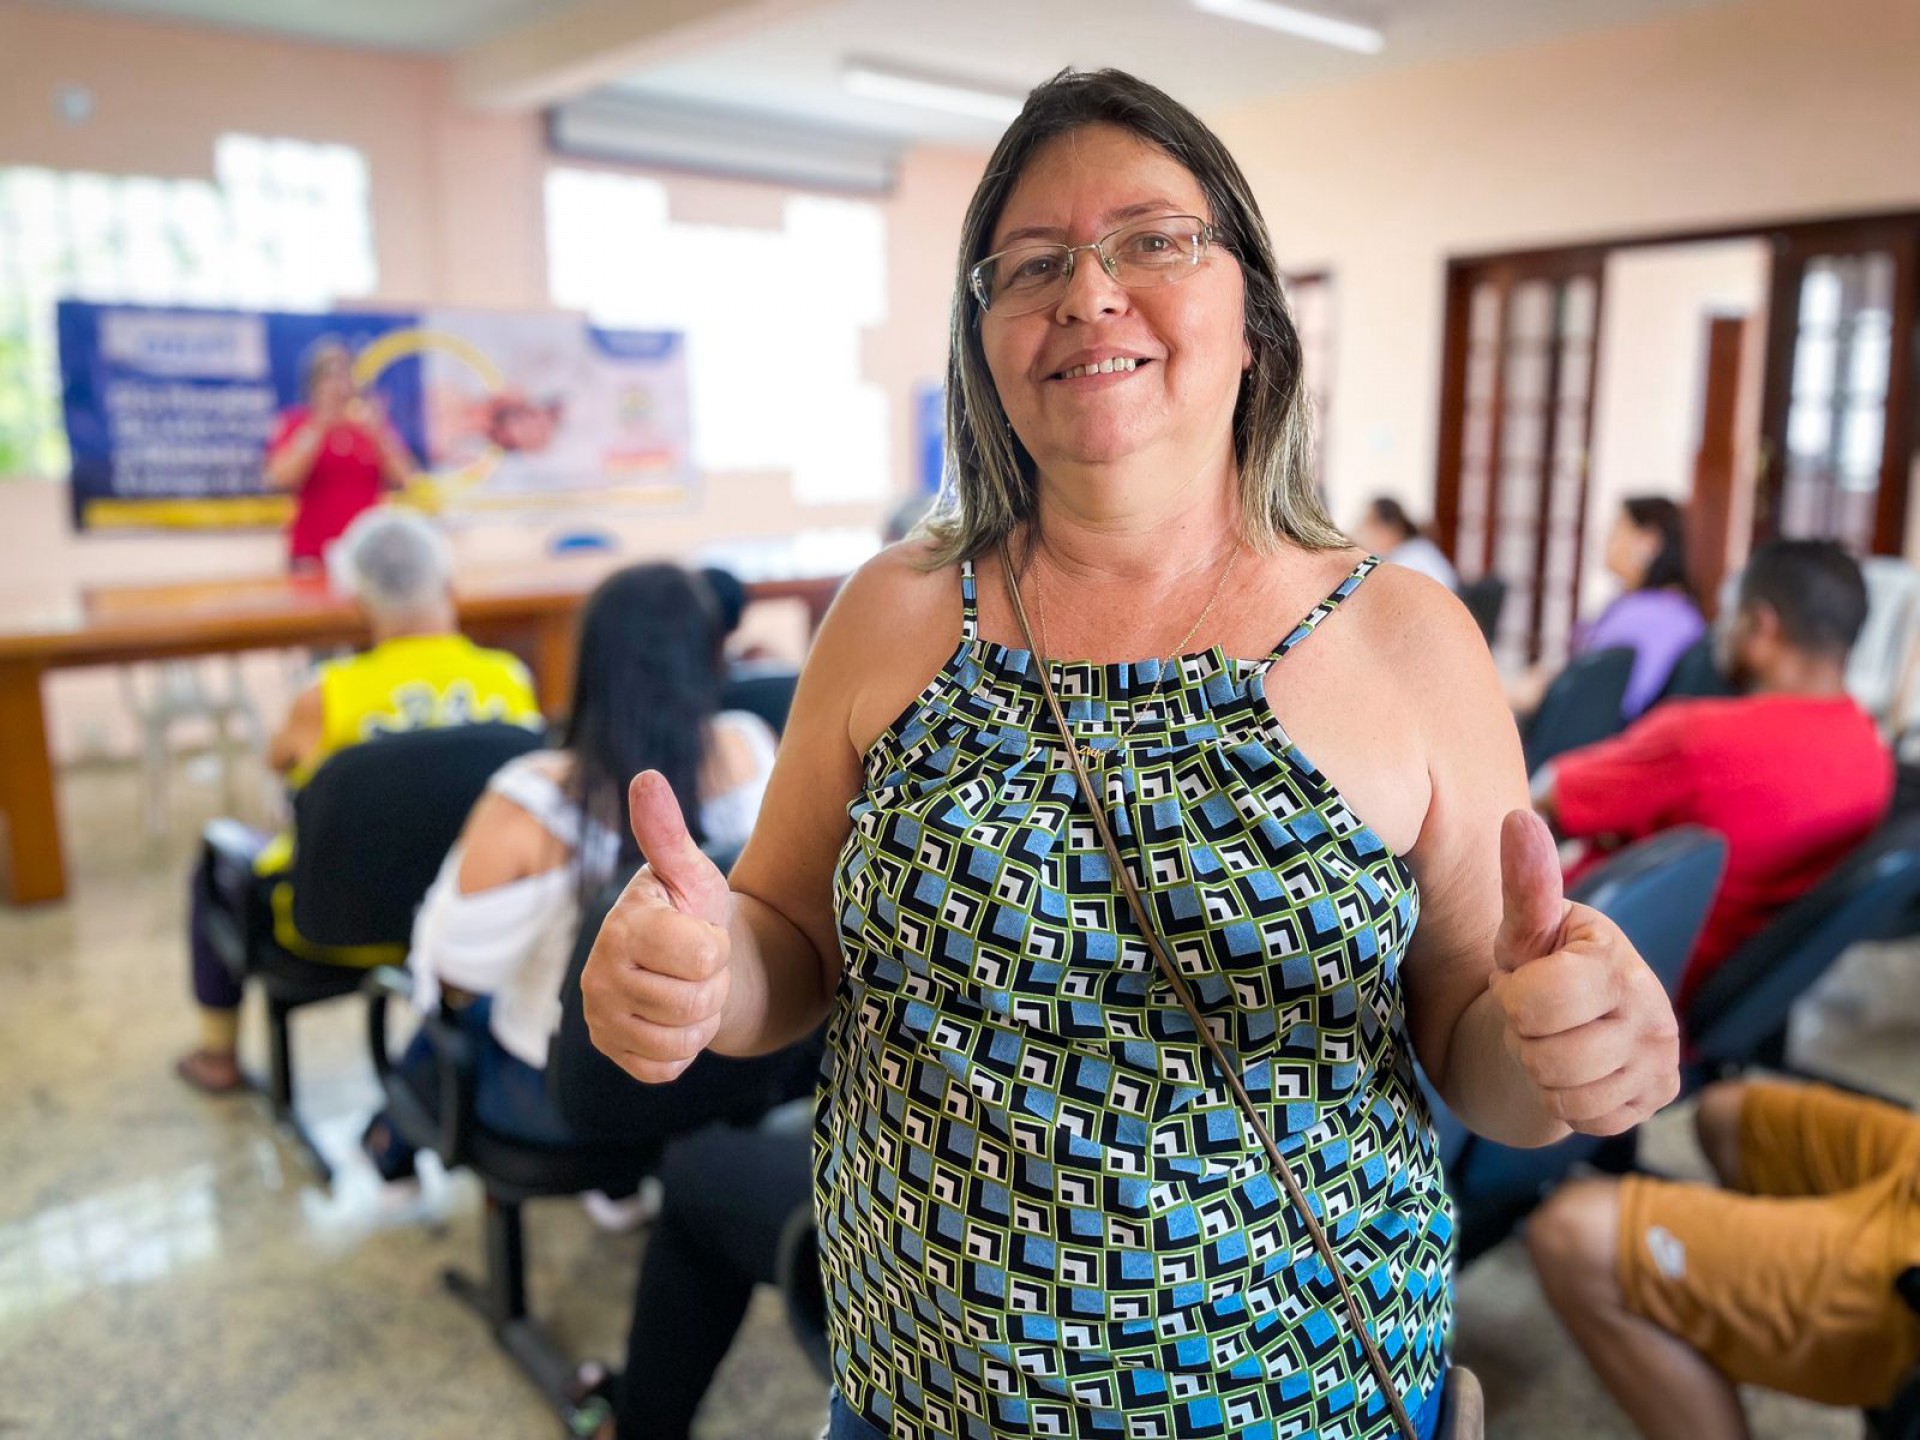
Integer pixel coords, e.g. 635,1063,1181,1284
577,66,1680,1440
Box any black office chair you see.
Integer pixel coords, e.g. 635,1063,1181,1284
720,667,800,737
372,853,818,1422
775,1204,832,1382
1684,811,1920,1087
1655,634,1735,705
1429,827,1727,1264
1456,575,1507,646
1523,645,1635,774
198,721,542,1180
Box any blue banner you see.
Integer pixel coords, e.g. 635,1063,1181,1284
58,301,692,530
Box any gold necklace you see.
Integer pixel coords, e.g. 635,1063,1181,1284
1030,540,1242,768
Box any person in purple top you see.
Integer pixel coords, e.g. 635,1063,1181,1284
1512,496,1706,721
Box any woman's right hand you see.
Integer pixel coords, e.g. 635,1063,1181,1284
581,771,734,1084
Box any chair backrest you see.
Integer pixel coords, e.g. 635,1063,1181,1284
1848,557,1920,722
720,668,800,737
1656,634,1735,705
1687,811,1920,1069
290,722,545,947
1457,576,1506,645
1524,645,1635,773
1569,826,1728,1000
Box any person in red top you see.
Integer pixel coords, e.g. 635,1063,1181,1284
1535,538,1893,1013
265,339,418,571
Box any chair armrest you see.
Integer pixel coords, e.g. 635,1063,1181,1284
361,966,480,1169
776,1203,831,1382
430,1010,479,1166
361,966,413,1089
199,821,272,979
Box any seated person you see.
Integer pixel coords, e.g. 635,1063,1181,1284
178,507,541,1093
1353,495,1460,589
1534,539,1892,1012
363,563,779,1174
583,1102,815,1440
1527,1077,1920,1439
1510,496,1706,720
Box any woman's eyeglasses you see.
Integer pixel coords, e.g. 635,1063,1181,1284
969,214,1219,317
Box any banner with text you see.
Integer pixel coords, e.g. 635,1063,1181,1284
59,301,694,530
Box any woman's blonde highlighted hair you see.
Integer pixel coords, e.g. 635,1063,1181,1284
920,67,1340,566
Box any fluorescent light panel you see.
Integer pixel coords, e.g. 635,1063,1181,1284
842,61,1025,124
1191,0,1385,54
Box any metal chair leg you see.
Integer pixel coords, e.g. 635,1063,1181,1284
444,1194,577,1413
266,998,295,1118
261,996,332,1187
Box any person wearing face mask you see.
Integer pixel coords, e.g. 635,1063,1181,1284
265,338,419,573
1535,539,1893,1015
571,68,1680,1440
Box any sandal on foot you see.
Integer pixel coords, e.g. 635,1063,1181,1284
175,1049,246,1095
564,1362,617,1438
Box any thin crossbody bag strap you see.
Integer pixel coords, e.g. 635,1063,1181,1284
1001,543,1419,1440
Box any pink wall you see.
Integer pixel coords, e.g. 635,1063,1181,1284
1212,0,1920,522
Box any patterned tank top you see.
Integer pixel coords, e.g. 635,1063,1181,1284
818,555,1453,1440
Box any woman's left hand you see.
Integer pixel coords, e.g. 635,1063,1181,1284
1487,810,1681,1136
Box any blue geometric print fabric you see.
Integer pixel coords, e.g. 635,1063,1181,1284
817,555,1453,1439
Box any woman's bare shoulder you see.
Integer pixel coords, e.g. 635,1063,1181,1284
814,539,969,752
1346,557,1489,669
834,537,961,617
815,539,964,665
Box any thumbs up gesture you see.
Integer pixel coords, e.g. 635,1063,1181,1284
1487,810,1681,1136
581,771,735,1084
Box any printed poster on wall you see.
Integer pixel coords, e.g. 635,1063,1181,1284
58,300,694,530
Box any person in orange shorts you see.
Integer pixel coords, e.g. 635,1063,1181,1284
1526,1077,1920,1438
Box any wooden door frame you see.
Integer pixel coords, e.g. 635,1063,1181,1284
1436,207,1920,570
1434,249,1606,662
1754,225,1919,553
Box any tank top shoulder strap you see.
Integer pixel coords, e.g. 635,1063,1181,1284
959,557,980,643
1265,554,1381,666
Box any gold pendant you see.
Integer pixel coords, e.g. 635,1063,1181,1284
1078,744,1105,768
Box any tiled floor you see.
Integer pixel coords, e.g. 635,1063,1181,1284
2,753,1914,1437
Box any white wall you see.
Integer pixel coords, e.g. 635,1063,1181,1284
1584,239,1769,610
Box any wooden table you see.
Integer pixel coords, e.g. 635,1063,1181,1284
0,564,844,905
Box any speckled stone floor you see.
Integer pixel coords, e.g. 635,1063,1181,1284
2,752,1915,1438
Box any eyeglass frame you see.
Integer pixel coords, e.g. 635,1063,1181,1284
968,213,1223,317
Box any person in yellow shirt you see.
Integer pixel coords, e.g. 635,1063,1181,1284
178,507,542,1093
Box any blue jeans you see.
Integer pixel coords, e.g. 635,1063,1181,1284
379,997,576,1169
826,1367,1449,1439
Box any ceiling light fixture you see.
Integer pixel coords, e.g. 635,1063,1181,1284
1190,0,1385,54
842,60,1026,124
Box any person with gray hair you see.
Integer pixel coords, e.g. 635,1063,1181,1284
328,504,456,628
177,506,542,1094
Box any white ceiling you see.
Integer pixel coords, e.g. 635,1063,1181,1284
609,0,1746,145
56,0,562,52
58,0,1748,142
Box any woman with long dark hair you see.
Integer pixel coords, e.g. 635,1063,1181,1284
362,562,778,1172
1509,496,1706,722
1582,496,1707,716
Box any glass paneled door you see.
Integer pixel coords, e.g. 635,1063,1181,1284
1759,226,1919,554
1436,255,1605,670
